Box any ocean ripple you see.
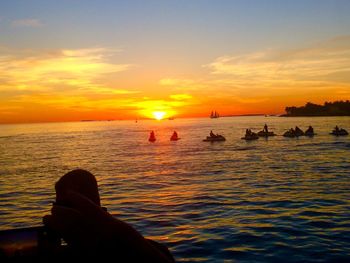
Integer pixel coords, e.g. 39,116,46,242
0,117,350,262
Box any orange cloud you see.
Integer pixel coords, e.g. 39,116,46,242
0,47,140,122
1,36,350,123
169,94,192,100
205,36,350,87
159,78,206,91
0,47,131,92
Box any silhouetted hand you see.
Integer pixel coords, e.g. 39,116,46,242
43,191,173,262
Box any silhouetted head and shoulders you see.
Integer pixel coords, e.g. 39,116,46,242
43,169,175,262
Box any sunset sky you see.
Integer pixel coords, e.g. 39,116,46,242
1,0,350,123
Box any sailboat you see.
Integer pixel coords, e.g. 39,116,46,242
210,110,219,119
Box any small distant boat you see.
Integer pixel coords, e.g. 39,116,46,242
294,127,304,137
257,131,276,137
210,111,220,119
168,117,175,120
304,130,316,137
203,135,226,142
242,128,259,140
283,129,296,138
170,131,180,141
304,126,315,137
242,133,259,140
283,127,304,137
149,131,156,142
330,127,348,136
256,124,275,137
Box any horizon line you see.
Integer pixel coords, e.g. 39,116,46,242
0,113,279,125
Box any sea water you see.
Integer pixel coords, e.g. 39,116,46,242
0,116,349,262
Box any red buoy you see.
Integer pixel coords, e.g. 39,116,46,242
149,131,156,142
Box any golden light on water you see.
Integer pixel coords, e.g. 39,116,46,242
152,111,166,120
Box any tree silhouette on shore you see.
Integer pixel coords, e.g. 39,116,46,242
283,101,350,116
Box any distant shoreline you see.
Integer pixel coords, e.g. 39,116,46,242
2,114,350,125
280,114,350,117
222,114,267,117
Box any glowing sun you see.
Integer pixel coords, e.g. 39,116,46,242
152,111,166,120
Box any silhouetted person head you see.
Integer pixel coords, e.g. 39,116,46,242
55,169,100,206
44,169,175,262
